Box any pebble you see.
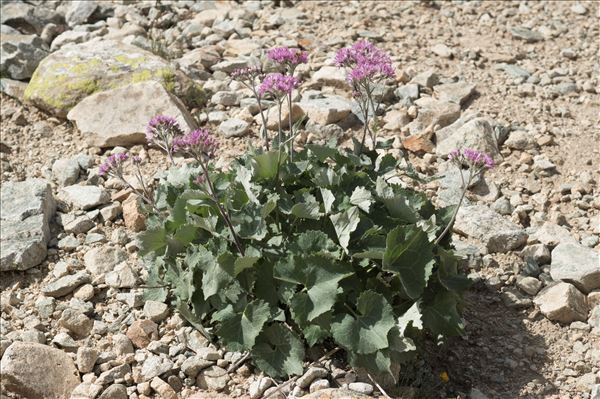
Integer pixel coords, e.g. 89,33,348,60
348,382,374,395
126,320,159,349
77,347,99,373
297,367,329,389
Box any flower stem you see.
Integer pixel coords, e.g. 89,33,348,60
434,169,473,245
287,92,293,161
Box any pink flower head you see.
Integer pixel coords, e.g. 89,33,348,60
99,152,129,176
231,65,262,81
334,40,394,84
173,128,219,160
450,148,494,169
267,47,308,68
258,73,300,98
146,115,183,143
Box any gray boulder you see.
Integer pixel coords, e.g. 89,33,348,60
0,33,48,80
436,117,500,159
1,179,55,271
550,243,600,294
534,282,588,323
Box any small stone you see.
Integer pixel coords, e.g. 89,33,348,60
312,66,349,89
510,26,544,42
150,377,178,399
196,366,230,391
98,383,128,399
571,3,588,15
517,276,542,296
534,282,589,323
60,185,110,210
410,69,439,88
59,308,93,338
112,333,134,355
52,158,80,186
58,234,80,250
297,367,329,389
105,262,137,288
531,222,577,248
100,203,122,222
181,356,214,378
195,347,221,361
42,271,91,298
141,354,174,380
52,332,78,351
431,43,453,58
63,214,95,235
434,81,476,105
73,284,95,301
20,329,46,344
348,382,374,395
219,118,250,137
309,379,330,393
84,246,128,278
127,320,159,349
123,194,146,232
520,244,551,265
96,364,131,386
77,347,99,373
299,95,352,125
249,377,273,399
504,130,532,150
143,301,170,322
211,91,240,106
588,306,600,329
550,243,600,293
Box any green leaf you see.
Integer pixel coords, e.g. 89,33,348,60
291,230,338,256
289,292,331,346
320,188,335,214
330,206,360,252
252,323,305,378
383,226,434,299
201,251,234,299
274,255,352,321
253,151,287,180
422,291,464,338
397,302,423,336
214,300,273,352
261,193,279,218
290,193,321,220
437,248,472,292
331,290,395,354
350,186,374,213
233,247,262,276
138,227,167,256
306,144,338,162
235,165,259,204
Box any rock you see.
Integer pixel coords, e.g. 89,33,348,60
299,96,352,125
150,377,178,399
60,185,109,210
532,155,556,176
348,382,374,395
112,333,134,355
249,377,272,399
121,194,146,232
77,347,98,373
127,319,159,349
382,109,411,130
71,382,103,399
67,81,196,148
571,3,588,15
219,118,250,137
96,364,131,386
455,205,527,253
59,308,93,338
211,91,240,106
42,271,91,298
256,103,305,130
495,63,531,79
470,388,490,399
65,1,98,27
196,366,230,391
0,33,48,80
530,222,577,248
409,97,461,134
0,341,80,399
504,130,532,150
24,40,193,118
100,203,122,222
1,179,55,271
589,306,600,329
52,332,78,351
0,77,28,100
592,384,600,399
84,246,128,278
211,58,253,74
141,354,174,380
20,329,46,344
0,2,47,35
297,367,329,389
431,43,454,58
310,379,331,393
105,262,137,288
143,301,170,322
510,26,544,43
50,30,91,51
302,389,372,399
520,244,551,265
550,243,600,293
517,276,542,296
195,347,221,361
434,81,476,105
435,117,500,159
63,214,95,235
534,282,588,323
312,66,349,89
98,384,128,399
410,69,439,88
181,356,213,378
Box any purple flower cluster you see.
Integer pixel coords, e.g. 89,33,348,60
173,128,219,160
99,152,129,176
449,148,495,169
231,66,262,81
334,40,394,84
267,47,308,68
258,73,300,98
146,115,183,143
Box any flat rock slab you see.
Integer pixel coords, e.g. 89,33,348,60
550,243,600,294
67,81,196,147
299,95,353,125
60,185,110,210
24,40,192,118
1,179,55,271
0,341,80,399
434,81,476,105
455,204,527,253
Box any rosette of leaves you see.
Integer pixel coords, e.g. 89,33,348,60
140,139,470,380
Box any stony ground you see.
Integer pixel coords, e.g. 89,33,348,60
1,1,599,399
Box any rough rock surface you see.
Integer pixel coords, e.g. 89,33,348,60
24,40,193,117
0,33,48,80
550,243,600,293
67,81,196,147
534,282,589,323
0,179,55,271
0,341,80,399
436,117,500,158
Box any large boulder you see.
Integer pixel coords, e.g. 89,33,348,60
0,33,49,80
67,81,196,147
435,117,500,158
454,204,527,253
0,341,80,399
550,243,600,294
24,40,194,118
1,179,55,271
534,282,588,323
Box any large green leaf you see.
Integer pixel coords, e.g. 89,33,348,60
289,292,331,346
252,151,287,180
397,302,423,335
330,206,360,252
213,300,273,351
383,225,434,299
138,227,167,256
274,255,352,321
290,193,321,220
252,323,305,378
331,290,395,354
320,188,335,214
350,186,374,213
422,291,464,338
